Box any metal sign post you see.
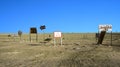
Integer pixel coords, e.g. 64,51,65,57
54,32,62,46
61,37,62,46
30,27,38,42
111,31,112,46
40,25,46,41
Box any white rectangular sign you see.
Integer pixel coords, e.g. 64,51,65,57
99,24,112,31
54,32,62,38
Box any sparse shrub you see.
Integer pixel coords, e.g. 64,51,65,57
44,38,52,42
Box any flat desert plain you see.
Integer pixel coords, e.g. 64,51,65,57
0,33,120,67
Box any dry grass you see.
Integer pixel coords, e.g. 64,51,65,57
0,33,120,67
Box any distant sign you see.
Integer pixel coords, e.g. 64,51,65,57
54,32,62,38
30,27,37,34
99,24,112,31
53,32,62,46
40,25,46,30
18,30,22,37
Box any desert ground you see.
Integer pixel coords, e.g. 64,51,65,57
0,33,120,67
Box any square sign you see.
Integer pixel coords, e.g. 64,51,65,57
54,32,62,38
30,27,37,34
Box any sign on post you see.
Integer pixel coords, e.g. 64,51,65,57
54,32,62,46
30,27,38,42
18,30,22,40
98,24,112,45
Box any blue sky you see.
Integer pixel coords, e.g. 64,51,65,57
0,0,120,33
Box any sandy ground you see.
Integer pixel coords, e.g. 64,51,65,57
0,40,120,67
0,33,120,67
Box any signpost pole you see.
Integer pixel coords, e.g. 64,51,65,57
43,30,45,40
36,34,38,42
54,38,56,46
30,34,31,42
111,31,112,46
61,38,62,46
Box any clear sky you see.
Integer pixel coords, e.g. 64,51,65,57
0,0,120,33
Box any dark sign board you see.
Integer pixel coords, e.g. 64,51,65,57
40,25,46,30
30,27,37,34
